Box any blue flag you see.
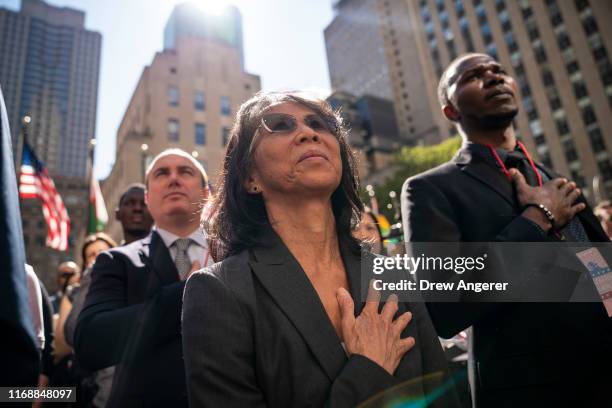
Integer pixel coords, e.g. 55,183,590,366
0,85,39,385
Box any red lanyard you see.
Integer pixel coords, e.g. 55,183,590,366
487,141,542,187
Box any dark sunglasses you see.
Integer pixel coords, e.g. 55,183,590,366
261,113,335,134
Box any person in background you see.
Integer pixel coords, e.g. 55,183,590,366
34,282,55,408
25,264,44,351
115,183,154,245
594,200,612,239
50,261,80,314
64,185,153,408
52,233,117,405
352,207,383,254
56,233,118,363
75,148,213,407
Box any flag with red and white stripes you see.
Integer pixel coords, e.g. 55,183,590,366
18,142,70,251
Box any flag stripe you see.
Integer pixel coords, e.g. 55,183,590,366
19,143,70,251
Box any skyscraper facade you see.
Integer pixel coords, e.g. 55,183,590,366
0,0,101,178
101,4,260,241
325,0,450,146
325,0,612,199
0,0,100,289
409,0,612,199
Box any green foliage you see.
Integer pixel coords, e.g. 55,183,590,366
362,136,462,222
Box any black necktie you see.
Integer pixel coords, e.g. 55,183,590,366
504,150,539,187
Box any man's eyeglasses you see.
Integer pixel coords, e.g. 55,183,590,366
261,112,335,134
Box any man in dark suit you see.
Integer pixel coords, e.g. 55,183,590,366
75,148,214,407
401,53,611,406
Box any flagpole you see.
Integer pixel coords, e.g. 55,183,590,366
15,115,31,176
86,138,96,237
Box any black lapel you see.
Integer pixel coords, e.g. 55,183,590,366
454,146,515,208
339,239,366,316
148,231,180,285
538,165,610,242
248,227,348,381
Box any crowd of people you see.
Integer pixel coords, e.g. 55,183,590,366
13,52,612,407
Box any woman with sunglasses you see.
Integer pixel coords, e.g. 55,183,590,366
182,91,455,407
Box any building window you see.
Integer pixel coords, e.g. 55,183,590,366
195,123,206,145
598,159,612,179
575,0,589,12
542,70,554,86
194,91,205,111
556,119,570,135
550,12,563,27
540,153,553,169
593,46,608,62
221,96,231,116
573,82,588,99
222,127,230,146
168,119,180,141
534,46,547,63
168,86,179,107
563,140,579,162
582,106,597,125
582,16,598,36
557,33,570,49
566,61,579,74
588,127,606,152
529,120,542,136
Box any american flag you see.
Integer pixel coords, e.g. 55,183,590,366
19,142,70,251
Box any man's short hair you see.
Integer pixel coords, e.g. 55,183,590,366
144,148,208,188
437,52,491,108
117,183,146,207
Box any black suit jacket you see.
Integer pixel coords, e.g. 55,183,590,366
182,227,458,408
75,231,187,407
401,145,612,406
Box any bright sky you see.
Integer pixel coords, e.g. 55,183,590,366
1,0,334,179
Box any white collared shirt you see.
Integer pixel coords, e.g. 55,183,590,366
155,226,213,268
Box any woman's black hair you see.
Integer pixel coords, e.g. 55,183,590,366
206,91,363,260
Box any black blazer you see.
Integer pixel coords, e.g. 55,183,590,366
182,227,458,408
75,231,187,407
401,145,612,406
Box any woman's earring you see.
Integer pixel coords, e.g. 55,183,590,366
252,186,258,192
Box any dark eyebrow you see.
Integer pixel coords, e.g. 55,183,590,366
153,166,169,175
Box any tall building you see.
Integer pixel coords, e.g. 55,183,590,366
164,2,244,68
0,0,101,290
0,0,101,178
101,3,260,242
324,0,448,145
325,0,393,101
408,0,612,199
328,91,400,183
326,0,612,199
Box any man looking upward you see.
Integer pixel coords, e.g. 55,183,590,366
75,148,213,407
401,53,611,406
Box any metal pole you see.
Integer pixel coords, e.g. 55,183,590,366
15,114,31,176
